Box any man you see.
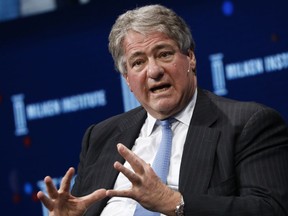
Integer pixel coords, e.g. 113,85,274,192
37,4,288,216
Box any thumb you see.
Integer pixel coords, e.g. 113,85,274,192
82,189,107,209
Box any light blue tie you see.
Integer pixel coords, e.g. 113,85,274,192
134,119,173,216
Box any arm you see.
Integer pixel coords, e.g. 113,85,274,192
184,107,288,216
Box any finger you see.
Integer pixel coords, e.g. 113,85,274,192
106,188,133,199
59,167,75,192
114,161,141,184
37,191,54,211
117,144,145,174
82,189,107,209
44,176,59,199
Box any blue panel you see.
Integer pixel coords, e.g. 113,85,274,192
0,0,19,21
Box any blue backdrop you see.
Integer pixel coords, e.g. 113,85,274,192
1,0,287,215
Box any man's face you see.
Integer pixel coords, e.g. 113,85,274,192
123,31,197,119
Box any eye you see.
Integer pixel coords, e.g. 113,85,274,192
159,51,174,59
132,59,144,68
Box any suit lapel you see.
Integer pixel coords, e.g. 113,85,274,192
179,89,220,194
96,108,147,189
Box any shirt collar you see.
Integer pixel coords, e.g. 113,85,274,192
146,88,198,135
146,113,158,136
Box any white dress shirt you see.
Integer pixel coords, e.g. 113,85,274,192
100,89,197,216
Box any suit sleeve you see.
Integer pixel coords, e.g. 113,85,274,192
71,124,95,196
183,107,288,216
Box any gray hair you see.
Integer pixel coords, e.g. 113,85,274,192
108,4,195,74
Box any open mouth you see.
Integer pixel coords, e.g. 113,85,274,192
150,84,171,93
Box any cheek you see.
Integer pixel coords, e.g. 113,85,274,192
173,73,193,92
127,74,146,91
170,65,188,83
171,61,188,74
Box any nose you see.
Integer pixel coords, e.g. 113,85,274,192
147,59,164,80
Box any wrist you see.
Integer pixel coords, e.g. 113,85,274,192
175,194,184,216
164,191,184,216
160,189,182,216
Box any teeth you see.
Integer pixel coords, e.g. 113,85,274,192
153,87,168,93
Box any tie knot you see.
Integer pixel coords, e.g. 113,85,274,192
158,118,174,128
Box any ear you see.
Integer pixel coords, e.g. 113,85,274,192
187,50,196,71
123,73,133,92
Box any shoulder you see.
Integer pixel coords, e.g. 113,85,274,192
79,106,146,155
199,89,287,126
93,106,146,129
84,106,146,140
202,89,262,110
202,89,271,115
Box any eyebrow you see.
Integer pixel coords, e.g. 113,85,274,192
152,44,173,51
128,51,144,61
128,44,174,61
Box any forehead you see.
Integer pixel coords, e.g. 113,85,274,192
123,31,178,57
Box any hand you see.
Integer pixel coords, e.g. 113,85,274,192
37,167,107,216
106,144,181,216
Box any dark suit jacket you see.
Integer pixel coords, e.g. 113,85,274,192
72,89,288,216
